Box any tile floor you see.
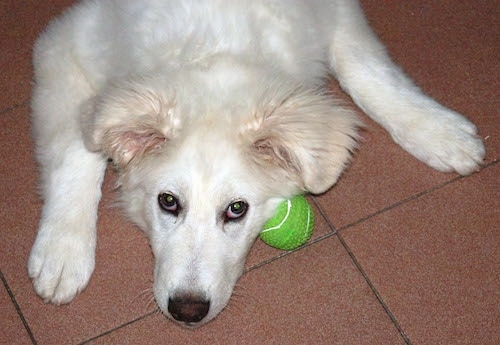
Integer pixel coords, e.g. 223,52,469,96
1,1,498,344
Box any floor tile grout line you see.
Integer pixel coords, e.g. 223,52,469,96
242,161,499,342
311,195,339,235
242,193,415,340
337,178,461,232
336,159,499,234
0,270,38,345
244,248,295,273
0,99,29,115
336,232,412,344
78,311,156,345
242,234,414,342
329,160,498,344
243,160,500,274
243,231,337,273
245,162,487,273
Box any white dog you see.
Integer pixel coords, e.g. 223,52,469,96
28,0,485,327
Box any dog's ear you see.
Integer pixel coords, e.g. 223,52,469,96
245,86,360,194
81,79,179,168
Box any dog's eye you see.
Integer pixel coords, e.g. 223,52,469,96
158,193,179,214
225,201,248,220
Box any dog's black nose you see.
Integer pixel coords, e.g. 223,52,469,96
168,296,210,324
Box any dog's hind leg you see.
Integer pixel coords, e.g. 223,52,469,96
28,25,107,304
327,0,485,174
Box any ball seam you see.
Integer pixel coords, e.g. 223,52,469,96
261,199,292,233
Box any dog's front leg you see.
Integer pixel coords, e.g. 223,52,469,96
328,0,485,174
28,141,106,304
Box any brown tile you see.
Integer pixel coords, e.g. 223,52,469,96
341,163,500,344
0,105,40,264
88,236,406,345
0,278,34,345
0,1,74,110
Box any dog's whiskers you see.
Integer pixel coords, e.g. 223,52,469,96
130,286,158,314
226,283,258,315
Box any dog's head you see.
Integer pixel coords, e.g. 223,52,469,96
81,66,359,327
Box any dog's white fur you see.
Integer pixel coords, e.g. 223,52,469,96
28,0,485,327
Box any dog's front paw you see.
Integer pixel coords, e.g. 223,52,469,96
393,108,485,175
28,229,95,305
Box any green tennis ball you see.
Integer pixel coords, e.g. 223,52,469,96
260,195,315,251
